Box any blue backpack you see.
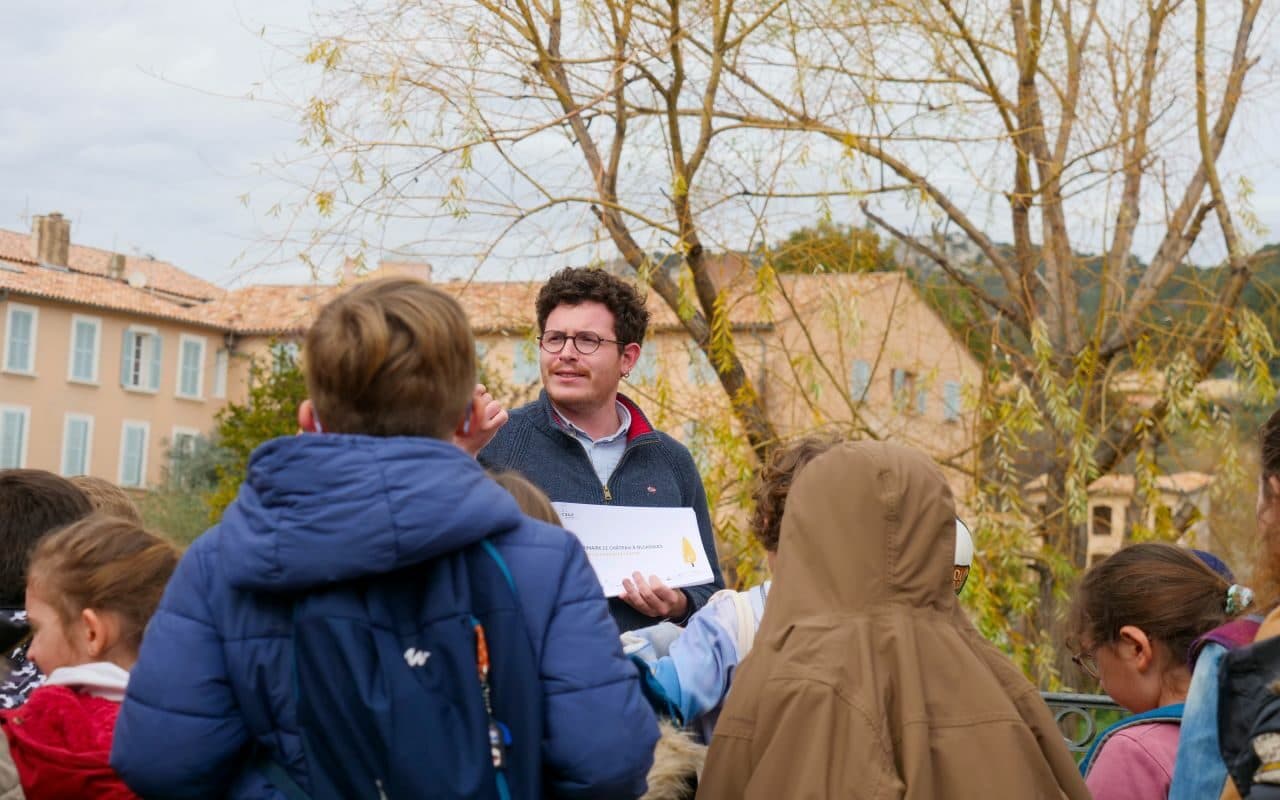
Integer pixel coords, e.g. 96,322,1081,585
258,540,542,800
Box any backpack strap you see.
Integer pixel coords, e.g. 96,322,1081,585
731,591,756,655
709,589,757,656
479,539,518,598
1079,703,1184,777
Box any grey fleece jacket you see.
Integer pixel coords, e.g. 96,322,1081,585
479,391,723,632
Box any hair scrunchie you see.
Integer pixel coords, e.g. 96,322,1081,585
1227,583,1255,615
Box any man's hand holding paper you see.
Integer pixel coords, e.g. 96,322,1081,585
551,502,714,603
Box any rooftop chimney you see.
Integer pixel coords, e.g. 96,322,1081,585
32,213,71,268
107,253,126,281
376,260,433,283
341,256,364,284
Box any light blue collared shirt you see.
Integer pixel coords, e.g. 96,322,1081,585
555,401,631,486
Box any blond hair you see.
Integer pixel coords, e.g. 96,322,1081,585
304,277,476,439
490,470,561,527
68,475,143,525
28,514,180,657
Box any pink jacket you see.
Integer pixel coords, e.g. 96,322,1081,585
1086,720,1181,800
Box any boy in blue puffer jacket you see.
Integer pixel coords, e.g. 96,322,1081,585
110,277,658,798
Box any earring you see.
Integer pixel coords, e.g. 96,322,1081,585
622,371,631,379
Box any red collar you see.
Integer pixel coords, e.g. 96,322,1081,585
548,393,654,443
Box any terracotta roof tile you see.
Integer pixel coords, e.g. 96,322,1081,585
201,272,796,337
0,229,223,301
198,284,341,335
0,260,225,329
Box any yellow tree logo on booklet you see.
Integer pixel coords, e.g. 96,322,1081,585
681,537,698,567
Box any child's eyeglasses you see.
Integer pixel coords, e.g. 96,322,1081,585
1071,647,1100,680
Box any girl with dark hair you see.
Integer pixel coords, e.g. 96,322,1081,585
1070,542,1247,799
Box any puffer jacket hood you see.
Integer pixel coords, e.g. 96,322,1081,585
222,434,525,592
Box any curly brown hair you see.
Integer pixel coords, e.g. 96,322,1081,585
749,434,842,552
535,268,650,346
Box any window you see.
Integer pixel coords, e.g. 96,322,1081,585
1091,505,1113,538
512,340,540,384
172,428,200,457
119,421,149,488
61,414,93,476
687,346,716,385
632,347,657,384
943,381,962,422
891,368,917,411
177,335,207,399
4,304,37,375
172,427,204,488
120,328,162,392
271,341,300,373
682,420,710,472
850,359,871,401
65,315,102,384
915,387,928,416
213,349,229,399
0,407,29,469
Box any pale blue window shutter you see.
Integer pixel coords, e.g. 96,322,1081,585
633,348,657,383
120,330,135,386
0,411,24,468
180,340,201,396
72,321,96,381
7,311,32,372
688,348,715,385
943,381,962,421
891,368,906,408
148,335,163,391
513,340,539,384
63,419,89,476
850,359,871,401
122,426,146,486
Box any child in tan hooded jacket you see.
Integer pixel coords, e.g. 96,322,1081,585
697,441,1090,800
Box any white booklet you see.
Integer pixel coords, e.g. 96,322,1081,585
551,502,714,598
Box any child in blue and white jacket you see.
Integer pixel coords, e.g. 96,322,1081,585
626,435,977,741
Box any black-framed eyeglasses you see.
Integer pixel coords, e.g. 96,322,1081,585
1072,647,1100,680
538,330,622,355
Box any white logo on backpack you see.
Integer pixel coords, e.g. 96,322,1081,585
403,648,431,668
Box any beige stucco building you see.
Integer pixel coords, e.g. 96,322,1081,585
0,214,238,488
0,213,983,497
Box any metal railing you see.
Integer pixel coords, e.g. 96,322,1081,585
1041,692,1125,753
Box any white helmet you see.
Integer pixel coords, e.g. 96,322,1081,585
954,517,974,567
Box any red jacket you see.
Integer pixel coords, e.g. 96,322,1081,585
2,684,136,799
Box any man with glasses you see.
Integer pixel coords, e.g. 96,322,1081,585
480,267,724,631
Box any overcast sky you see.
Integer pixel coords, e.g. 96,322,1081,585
3,2,1278,289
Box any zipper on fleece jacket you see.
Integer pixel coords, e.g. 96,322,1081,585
550,419,655,504
600,440,653,504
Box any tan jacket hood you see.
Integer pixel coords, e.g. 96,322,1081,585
698,442,1090,800
763,440,958,628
